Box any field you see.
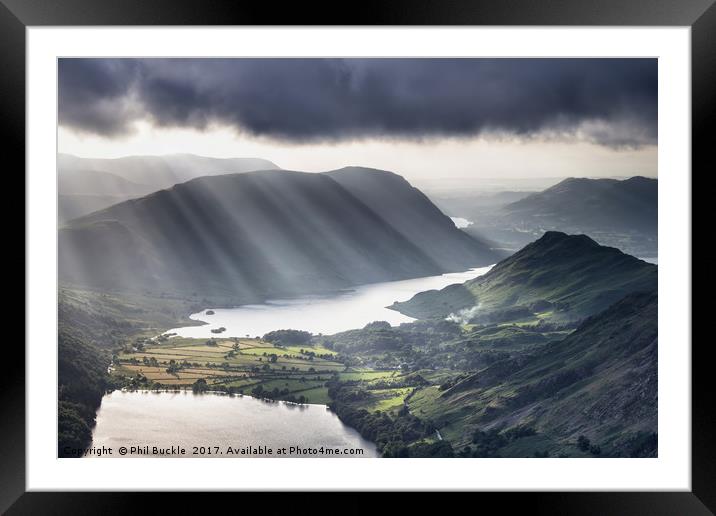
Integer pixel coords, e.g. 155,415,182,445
113,334,435,413
113,336,346,404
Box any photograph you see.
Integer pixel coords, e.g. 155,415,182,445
57,57,659,460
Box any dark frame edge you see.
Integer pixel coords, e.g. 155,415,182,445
0,0,26,514
691,1,716,512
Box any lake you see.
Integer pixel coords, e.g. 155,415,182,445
167,265,493,338
89,390,379,457
91,266,492,457
450,216,474,229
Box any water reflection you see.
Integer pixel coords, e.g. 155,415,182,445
89,390,378,458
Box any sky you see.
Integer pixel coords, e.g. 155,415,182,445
58,58,658,181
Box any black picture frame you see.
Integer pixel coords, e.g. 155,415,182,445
3,0,710,513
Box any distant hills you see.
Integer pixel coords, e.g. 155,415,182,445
504,176,657,233
57,153,279,221
58,168,156,197
58,168,157,224
59,167,502,301
59,153,279,191
391,231,657,323
430,176,658,257
59,194,140,225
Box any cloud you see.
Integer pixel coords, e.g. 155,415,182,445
58,58,657,147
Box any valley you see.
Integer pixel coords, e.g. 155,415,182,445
80,231,657,459
57,166,658,460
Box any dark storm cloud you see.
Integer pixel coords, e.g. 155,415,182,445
58,58,657,147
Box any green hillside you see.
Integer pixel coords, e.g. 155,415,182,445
391,231,656,323
410,291,657,457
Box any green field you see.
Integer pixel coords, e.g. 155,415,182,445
113,336,345,404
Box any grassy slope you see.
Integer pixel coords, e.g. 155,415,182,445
59,286,207,349
392,231,657,323
407,291,657,456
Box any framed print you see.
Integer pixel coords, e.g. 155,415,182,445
4,0,712,512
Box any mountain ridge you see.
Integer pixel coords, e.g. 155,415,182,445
503,175,657,233
391,231,657,323
58,153,280,192
59,167,502,302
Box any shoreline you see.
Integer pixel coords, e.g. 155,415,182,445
106,387,334,409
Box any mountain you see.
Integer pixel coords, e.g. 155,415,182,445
59,168,502,301
57,168,154,224
503,176,657,233
58,154,281,222
391,231,657,323
420,290,657,456
58,169,155,197
59,194,140,224
325,167,504,272
428,176,658,256
58,153,280,192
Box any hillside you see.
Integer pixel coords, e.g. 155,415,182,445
326,167,503,271
58,153,279,192
59,168,501,301
58,330,111,457
59,194,139,224
58,169,155,197
429,176,658,256
391,231,656,323
504,176,657,233
412,291,657,457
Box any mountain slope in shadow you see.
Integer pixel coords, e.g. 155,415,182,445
59,168,502,302
504,176,657,233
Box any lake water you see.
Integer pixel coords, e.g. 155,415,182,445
89,390,378,458
450,216,473,229
167,265,493,338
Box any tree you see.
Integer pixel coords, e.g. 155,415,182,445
192,378,209,393
577,435,591,452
